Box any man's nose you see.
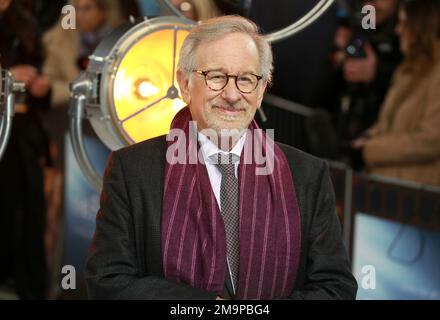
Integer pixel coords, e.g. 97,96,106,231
221,77,241,103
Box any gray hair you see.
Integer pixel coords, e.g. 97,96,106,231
178,15,273,83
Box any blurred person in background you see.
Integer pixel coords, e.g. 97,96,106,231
20,0,67,33
43,0,123,109
0,0,52,299
41,0,123,170
39,0,124,272
330,0,402,148
19,2,69,281
41,1,125,276
352,0,440,186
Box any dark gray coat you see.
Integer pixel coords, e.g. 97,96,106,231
85,135,358,299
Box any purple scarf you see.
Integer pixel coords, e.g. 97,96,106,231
161,107,301,299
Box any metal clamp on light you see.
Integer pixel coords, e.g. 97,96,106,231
69,16,194,190
69,72,102,190
0,69,25,160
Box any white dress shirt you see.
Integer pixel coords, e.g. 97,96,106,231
197,131,246,211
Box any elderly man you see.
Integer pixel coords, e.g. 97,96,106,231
85,15,357,300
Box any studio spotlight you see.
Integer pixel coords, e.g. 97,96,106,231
69,16,193,190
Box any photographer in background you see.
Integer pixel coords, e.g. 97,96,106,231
352,0,440,187
330,0,402,159
0,0,52,299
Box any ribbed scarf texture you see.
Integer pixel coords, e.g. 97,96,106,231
161,107,301,299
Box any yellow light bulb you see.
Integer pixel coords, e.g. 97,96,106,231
134,79,159,99
112,27,190,143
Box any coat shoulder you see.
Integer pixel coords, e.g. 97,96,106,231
277,142,327,182
113,135,167,164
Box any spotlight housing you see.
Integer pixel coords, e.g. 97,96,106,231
69,16,194,189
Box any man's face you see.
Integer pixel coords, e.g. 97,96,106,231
75,0,106,33
177,33,267,134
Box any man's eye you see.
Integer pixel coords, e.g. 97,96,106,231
208,74,226,81
238,75,254,83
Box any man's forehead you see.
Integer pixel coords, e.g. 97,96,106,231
193,32,260,71
196,32,257,51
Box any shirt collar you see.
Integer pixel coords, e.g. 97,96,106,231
198,130,247,164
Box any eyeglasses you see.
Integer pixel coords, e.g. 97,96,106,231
193,70,263,94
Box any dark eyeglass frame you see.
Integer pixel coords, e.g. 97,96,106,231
193,69,263,94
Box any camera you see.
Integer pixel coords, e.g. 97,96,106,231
346,36,367,59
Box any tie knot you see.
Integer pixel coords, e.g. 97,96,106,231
214,153,238,176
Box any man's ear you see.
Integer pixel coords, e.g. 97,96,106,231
256,80,268,107
177,69,191,104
